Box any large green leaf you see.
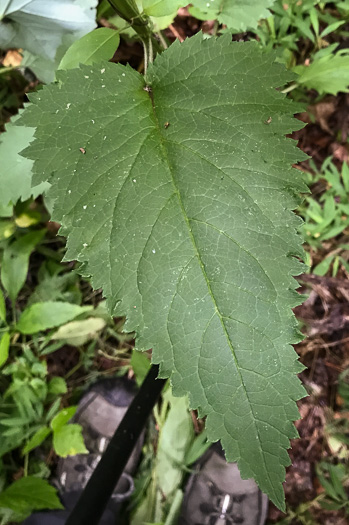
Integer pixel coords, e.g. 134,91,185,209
18,34,307,508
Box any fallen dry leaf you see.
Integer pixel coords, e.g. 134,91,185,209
3,49,22,67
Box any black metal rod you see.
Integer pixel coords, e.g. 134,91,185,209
66,364,166,525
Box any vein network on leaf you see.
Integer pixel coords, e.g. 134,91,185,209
17,32,309,510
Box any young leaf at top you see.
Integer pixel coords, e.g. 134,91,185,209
189,0,276,31
142,0,185,17
18,34,307,509
142,0,276,30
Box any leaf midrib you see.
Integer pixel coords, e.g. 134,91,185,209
145,86,274,486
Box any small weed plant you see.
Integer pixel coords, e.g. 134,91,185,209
299,158,349,276
0,210,123,522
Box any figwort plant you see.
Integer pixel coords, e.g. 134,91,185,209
10,0,310,519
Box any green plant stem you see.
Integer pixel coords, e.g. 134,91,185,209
0,66,14,75
107,0,150,42
107,0,160,70
157,31,168,49
115,23,132,34
23,453,29,477
11,303,16,324
281,82,298,93
212,20,219,36
143,35,154,73
153,403,162,429
64,348,84,379
164,489,183,525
